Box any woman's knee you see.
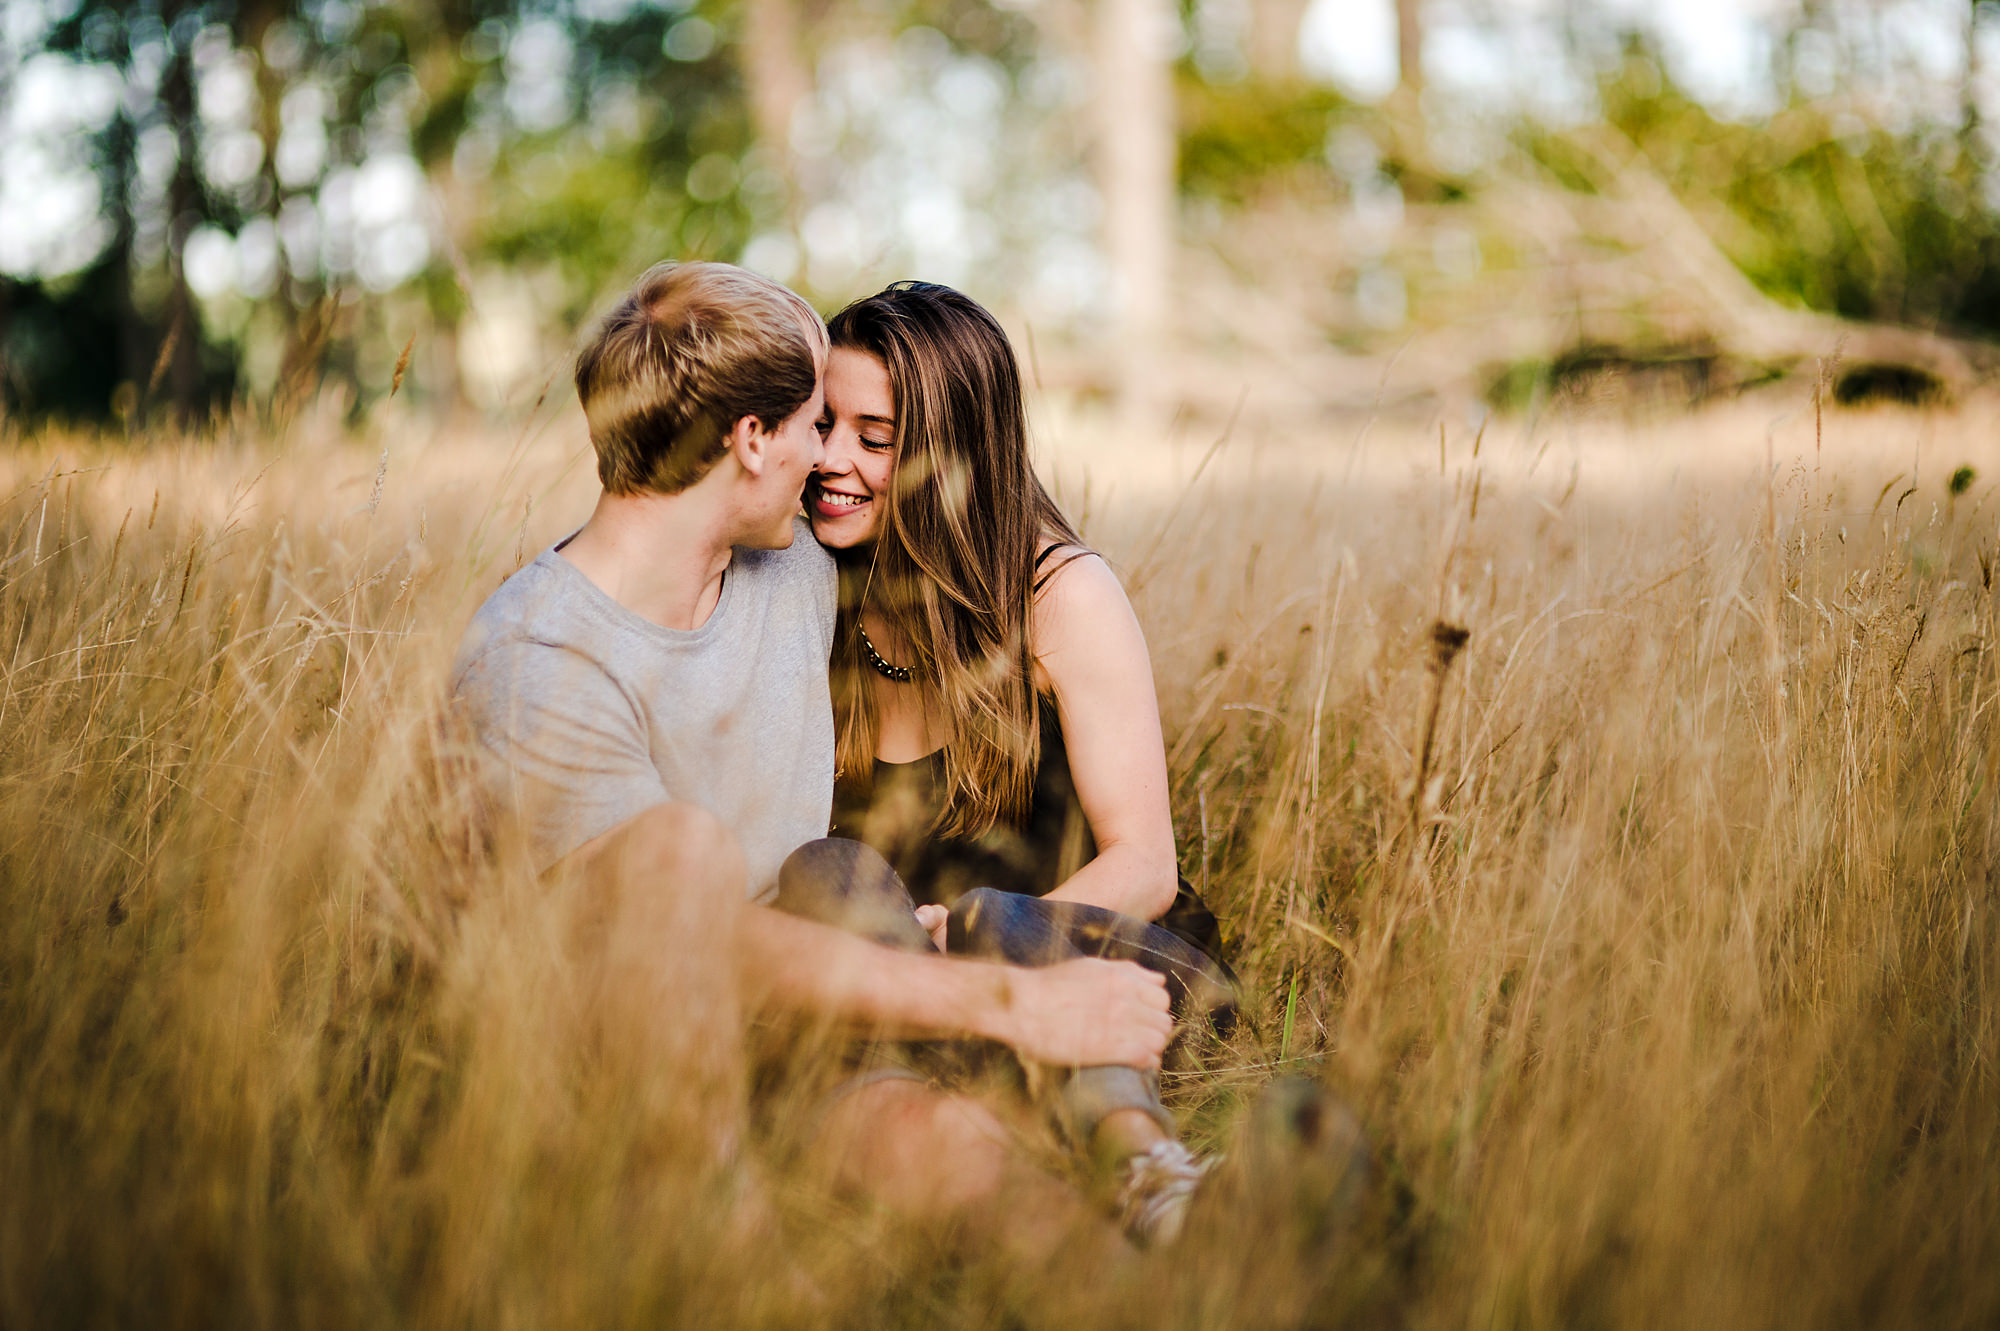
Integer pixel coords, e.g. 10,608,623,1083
776,837,894,912
777,838,932,950
949,887,1073,966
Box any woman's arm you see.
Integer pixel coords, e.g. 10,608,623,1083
1031,550,1181,920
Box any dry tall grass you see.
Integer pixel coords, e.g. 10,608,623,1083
3,392,1997,1328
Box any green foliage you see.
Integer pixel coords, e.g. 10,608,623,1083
2,0,756,422
472,71,756,324
1176,74,1469,207
1527,39,2000,339
1718,127,2000,336
1177,76,1350,203
476,143,742,326
1482,343,1788,412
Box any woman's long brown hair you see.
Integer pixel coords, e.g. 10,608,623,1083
828,282,1085,838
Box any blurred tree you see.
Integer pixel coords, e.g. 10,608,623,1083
8,0,241,423
156,4,211,417
1096,0,1178,418
1527,33,2000,339
1395,0,1421,97
1178,76,1349,203
1960,0,1986,171
1245,0,1309,80
1,0,761,422
11,0,2000,429
738,0,810,229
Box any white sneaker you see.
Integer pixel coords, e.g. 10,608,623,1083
1115,1139,1213,1247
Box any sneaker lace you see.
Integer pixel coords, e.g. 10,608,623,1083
1115,1140,1212,1247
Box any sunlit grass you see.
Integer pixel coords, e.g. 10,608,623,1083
3,392,1997,1327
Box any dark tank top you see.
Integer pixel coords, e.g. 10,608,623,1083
829,698,1229,960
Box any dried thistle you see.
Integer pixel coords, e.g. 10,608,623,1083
1427,620,1471,677
1410,619,1472,864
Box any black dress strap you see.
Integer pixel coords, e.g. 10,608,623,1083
1032,541,1083,593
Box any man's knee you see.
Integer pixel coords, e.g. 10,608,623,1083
574,802,746,942
611,803,742,887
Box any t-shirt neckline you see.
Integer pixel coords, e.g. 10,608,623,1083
542,538,741,643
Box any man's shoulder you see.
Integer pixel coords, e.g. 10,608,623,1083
733,519,836,640
452,552,611,688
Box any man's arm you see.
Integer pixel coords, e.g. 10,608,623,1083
735,904,1174,1068
567,804,1173,1068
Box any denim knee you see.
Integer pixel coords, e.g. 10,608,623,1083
775,837,934,953
947,886,1076,967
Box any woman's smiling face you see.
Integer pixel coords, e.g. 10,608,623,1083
809,346,898,550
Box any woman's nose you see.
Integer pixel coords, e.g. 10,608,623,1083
817,430,857,473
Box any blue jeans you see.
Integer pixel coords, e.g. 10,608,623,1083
774,838,1237,1142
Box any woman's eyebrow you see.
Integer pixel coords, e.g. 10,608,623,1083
860,413,896,427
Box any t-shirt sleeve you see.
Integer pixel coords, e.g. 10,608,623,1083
452,636,671,871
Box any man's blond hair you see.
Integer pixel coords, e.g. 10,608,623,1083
574,261,825,496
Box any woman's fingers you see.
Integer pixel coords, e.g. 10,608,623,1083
914,903,949,951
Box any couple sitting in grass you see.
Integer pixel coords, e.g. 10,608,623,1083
450,260,1316,1257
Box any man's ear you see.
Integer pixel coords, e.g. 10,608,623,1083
727,414,769,478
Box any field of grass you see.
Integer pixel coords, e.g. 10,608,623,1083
3,389,1997,1328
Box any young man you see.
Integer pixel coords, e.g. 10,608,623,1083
449,260,1172,1251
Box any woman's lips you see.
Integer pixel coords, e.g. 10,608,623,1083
810,487,870,521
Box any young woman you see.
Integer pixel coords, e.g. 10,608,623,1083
810,283,1230,952
803,281,1237,1241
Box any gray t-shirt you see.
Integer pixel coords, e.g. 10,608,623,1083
449,516,836,902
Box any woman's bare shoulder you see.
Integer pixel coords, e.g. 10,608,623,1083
1031,543,1138,656
1033,540,1117,603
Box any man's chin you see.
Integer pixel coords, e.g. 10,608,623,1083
734,513,799,551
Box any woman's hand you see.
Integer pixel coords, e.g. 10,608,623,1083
914,903,949,952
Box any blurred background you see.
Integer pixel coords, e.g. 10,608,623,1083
4,0,1999,431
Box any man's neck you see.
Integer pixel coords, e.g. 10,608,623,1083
558,486,736,631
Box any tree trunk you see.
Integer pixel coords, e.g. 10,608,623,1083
104,82,149,405
1246,0,1311,81
409,0,480,417
157,25,208,424
739,0,811,228
1095,0,1176,423
1963,0,1981,168
1395,0,1423,96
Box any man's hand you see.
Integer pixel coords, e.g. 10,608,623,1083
977,957,1172,1068
914,903,949,952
